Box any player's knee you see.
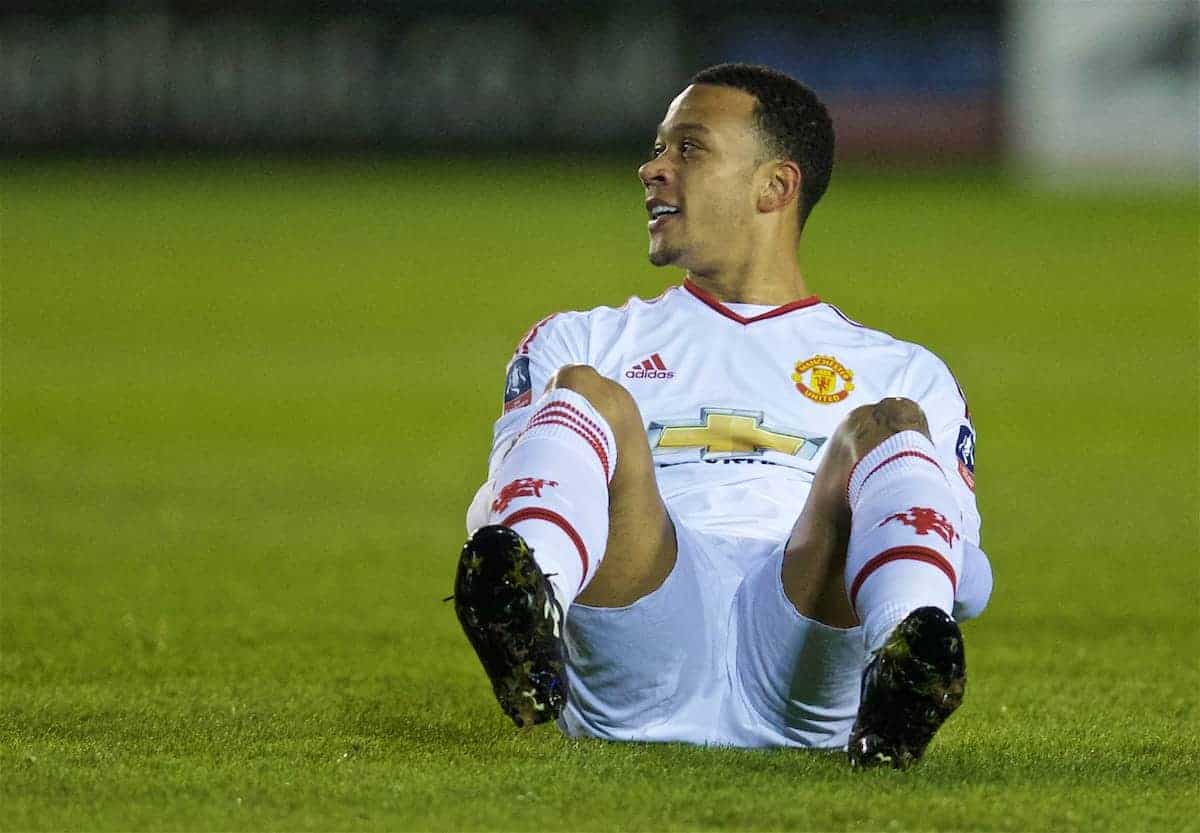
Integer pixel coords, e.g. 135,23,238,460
547,363,612,400
547,364,641,435
859,396,929,435
836,397,931,460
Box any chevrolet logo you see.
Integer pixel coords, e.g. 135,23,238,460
648,408,825,460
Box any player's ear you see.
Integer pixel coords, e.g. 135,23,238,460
757,160,802,215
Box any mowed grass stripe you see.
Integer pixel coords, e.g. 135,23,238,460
2,159,1197,831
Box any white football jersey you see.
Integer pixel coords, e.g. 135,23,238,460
483,279,980,550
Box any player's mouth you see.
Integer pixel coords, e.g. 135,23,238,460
646,199,680,232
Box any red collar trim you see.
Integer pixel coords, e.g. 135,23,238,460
682,279,821,325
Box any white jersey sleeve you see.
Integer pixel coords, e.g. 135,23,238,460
901,346,981,546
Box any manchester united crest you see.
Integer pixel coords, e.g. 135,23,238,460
792,355,854,404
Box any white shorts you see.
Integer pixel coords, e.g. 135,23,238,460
558,515,867,748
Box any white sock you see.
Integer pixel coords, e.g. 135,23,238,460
845,431,965,652
487,388,616,612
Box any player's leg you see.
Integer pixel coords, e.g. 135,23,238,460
755,398,969,766
485,363,674,608
454,364,675,727
780,396,937,632
728,398,928,746
781,399,990,632
543,364,676,608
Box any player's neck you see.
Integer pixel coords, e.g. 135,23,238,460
685,261,810,306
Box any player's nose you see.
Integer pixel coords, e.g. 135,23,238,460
638,155,671,188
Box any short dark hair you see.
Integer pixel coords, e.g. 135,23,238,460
690,63,834,230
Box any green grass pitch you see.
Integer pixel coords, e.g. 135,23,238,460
2,157,1197,831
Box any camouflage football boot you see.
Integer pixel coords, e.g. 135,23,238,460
848,606,966,770
453,524,568,728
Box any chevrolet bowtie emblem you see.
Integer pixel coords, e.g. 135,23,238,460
648,408,825,460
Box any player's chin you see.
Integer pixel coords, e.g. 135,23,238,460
647,241,682,268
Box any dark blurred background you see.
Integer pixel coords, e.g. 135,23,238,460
2,0,1195,182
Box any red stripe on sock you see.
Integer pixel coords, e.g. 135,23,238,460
524,414,610,480
522,399,614,479
847,450,944,506
532,402,611,468
530,405,604,441
651,353,666,370
530,401,606,441
551,401,608,443
527,411,602,448
641,359,654,370
525,416,608,476
528,403,608,454
500,507,589,590
849,545,957,610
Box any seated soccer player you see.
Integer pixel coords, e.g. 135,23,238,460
453,63,993,769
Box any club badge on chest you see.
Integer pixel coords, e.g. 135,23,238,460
792,355,854,404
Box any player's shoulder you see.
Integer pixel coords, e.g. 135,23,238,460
818,302,951,367
813,301,928,373
573,284,683,327
513,285,682,354
817,302,967,400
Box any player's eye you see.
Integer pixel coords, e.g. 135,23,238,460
647,140,698,162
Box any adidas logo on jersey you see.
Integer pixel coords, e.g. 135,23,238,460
625,353,675,379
